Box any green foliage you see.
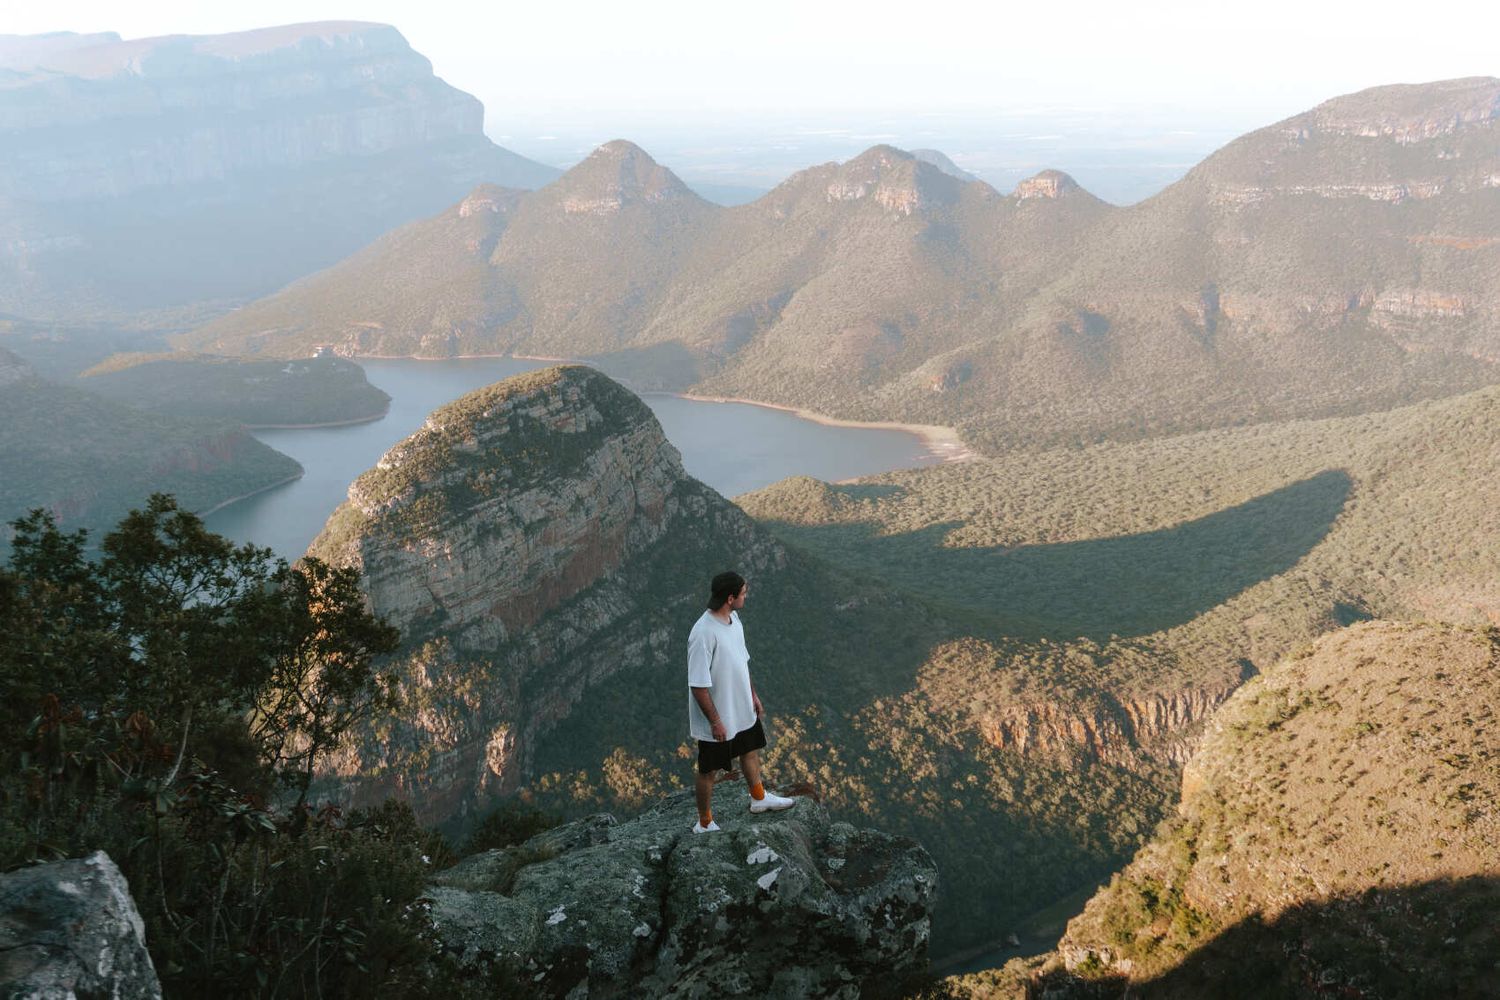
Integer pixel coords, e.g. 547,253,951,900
461,798,563,856
0,496,494,998
78,354,391,428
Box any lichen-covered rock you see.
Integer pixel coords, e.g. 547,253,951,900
0,851,162,1000
428,783,937,998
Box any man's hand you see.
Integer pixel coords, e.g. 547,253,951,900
753,693,764,719
711,720,728,742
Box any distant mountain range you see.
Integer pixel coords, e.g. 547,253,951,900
0,22,559,321
187,78,1500,453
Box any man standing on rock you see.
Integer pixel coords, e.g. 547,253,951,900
688,571,796,833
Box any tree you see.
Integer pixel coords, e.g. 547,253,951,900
251,556,400,808
96,495,287,785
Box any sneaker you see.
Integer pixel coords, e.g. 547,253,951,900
749,790,796,813
691,820,721,834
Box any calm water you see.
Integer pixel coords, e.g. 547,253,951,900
205,358,944,561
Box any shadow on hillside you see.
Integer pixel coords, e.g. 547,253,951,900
1027,875,1500,999
771,469,1353,641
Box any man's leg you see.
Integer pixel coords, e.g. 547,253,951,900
695,768,716,828
741,748,796,812
739,749,763,794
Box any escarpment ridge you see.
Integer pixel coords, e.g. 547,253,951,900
0,21,560,321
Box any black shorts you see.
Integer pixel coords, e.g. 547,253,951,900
697,719,767,775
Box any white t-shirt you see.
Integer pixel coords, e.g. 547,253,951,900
686,609,756,742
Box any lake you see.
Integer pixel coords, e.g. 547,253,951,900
205,358,950,561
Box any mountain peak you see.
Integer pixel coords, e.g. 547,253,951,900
1013,169,1081,200
821,144,962,216
550,140,696,215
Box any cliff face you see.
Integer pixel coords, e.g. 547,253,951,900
977,686,1233,764
308,366,786,820
0,21,559,318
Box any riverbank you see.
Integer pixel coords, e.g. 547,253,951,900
244,398,391,430
195,471,303,518
667,390,976,464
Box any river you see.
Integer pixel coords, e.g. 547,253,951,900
205,358,953,561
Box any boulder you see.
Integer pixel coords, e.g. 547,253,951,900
0,851,162,999
428,783,937,998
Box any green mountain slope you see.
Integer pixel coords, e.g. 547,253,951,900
735,380,1500,959
0,348,303,541
952,620,1500,998
79,352,390,426
186,79,1500,452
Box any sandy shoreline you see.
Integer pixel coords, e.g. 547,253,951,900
197,472,303,518
668,390,976,464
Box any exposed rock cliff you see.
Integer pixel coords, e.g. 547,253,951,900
1012,169,1080,200
977,686,1233,764
0,21,559,318
308,366,786,820
427,783,937,998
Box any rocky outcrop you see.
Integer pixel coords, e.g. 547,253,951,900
1013,169,1080,200
977,687,1231,764
428,783,937,998
822,146,962,216
0,21,559,318
0,851,163,999
309,366,786,819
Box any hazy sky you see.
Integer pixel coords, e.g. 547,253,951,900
4,0,1497,123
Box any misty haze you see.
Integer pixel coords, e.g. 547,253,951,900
1,7,1498,1000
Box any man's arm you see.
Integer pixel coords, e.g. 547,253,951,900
691,687,728,742
687,627,727,740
